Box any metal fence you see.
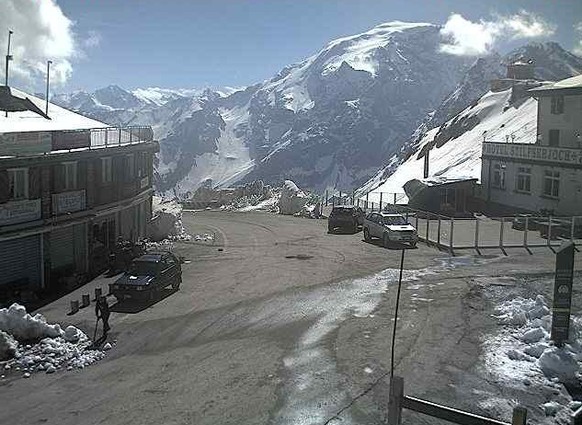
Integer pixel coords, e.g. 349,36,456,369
388,206,581,253
88,126,154,147
324,190,407,209
388,376,527,425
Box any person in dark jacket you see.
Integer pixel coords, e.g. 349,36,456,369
95,296,111,337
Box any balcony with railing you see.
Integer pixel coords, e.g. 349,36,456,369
52,126,155,152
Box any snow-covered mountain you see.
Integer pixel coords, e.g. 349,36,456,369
360,42,582,202
53,23,582,198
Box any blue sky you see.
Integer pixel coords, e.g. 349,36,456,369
4,0,582,92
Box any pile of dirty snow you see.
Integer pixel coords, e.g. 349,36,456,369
0,304,108,378
483,294,582,420
149,196,191,241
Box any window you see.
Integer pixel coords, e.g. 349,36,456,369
63,162,77,191
8,168,28,200
492,163,506,189
543,170,560,198
138,152,149,177
516,167,531,193
549,129,560,147
551,96,564,114
101,157,112,184
124,154,135,181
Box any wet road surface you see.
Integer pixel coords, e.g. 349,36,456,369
1,211,578,425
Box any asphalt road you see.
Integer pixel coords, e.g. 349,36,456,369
1,211,581,425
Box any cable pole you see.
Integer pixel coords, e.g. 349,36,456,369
45,60,52,116
5,29,13,117
390,248,405,380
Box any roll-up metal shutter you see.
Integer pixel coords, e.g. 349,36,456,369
73,223,87,272
50,226,75,270
0,235,42,287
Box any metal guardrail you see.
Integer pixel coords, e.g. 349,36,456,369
388,376,527,425
323,190,407,208
54,126,154,151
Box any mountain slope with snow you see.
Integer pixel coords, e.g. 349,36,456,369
53,26,582,197
363,88,538,204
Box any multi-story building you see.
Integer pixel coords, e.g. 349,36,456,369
0,87,158,303
481,74,582,216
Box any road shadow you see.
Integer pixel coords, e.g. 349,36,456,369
109,287,179,314
327,227,362,235
362,238,418,251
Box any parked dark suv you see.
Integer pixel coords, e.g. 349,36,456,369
110,251,182,301
328,206,365,233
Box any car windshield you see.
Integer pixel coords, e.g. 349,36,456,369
383,216,407,225
128,260,158,276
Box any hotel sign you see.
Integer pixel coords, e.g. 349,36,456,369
0,199,41,226
52,190,86,215
0,132,52,156
483,142,582,167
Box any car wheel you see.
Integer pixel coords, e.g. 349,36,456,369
172,275,181,290
363,228,371,241
383,233,390,247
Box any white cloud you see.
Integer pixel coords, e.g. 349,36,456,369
0,0,81,88
440,11,556,56
573,22,582,57
83,31,101,49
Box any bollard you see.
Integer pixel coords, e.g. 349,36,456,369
70,300,79,315
94,287,102,301
81,294,90,308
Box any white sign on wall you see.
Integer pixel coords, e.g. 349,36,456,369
483,142,582,166
0,132,52,156
52,190,86,215
0,199,41,225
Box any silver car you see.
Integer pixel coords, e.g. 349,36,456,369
363,212,418,247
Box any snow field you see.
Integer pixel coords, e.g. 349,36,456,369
484,294,582,419
0,304,110,378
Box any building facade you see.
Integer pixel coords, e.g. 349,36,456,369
0,88,158,304
481,75,582,216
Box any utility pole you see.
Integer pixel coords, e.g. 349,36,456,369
45,60,52,116
5,30,13,117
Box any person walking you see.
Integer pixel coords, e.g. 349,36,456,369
95,296,111,337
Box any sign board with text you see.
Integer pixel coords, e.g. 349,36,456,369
483,142,582,167
0,132,52,156
551,241,575,345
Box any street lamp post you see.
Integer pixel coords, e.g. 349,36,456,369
45,60,52,116
5,30,13,117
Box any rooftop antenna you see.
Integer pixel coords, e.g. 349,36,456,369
45,60,52,116
5,29,13,117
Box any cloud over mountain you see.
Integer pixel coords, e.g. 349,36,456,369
440,11,555,56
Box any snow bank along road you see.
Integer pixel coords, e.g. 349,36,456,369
1,211,581,425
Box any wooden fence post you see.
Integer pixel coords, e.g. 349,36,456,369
387,376,404,425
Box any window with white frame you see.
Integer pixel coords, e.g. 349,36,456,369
543,170,560,198
516,167,531,193
8,168,29,200
63,162,77,191
101,157,112,184
492,162,506,189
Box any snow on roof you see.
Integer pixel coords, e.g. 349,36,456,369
529,74,582,94
365,88,538,204
0,87,108,134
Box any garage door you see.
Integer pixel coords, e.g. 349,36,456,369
51,226,75,270
0,235,42,288
50,224,87,271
